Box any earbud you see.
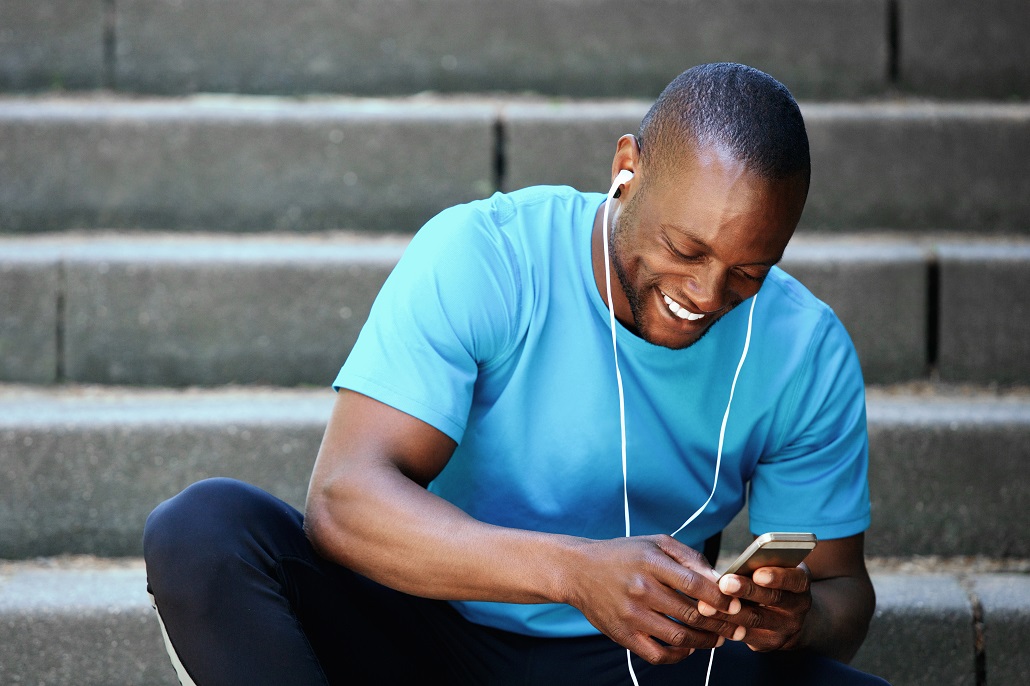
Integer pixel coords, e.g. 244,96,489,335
610,169,634,198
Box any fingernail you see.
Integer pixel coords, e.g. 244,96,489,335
716,636,726,648
732,626,747,641
754,570,773,585
697,601,716,617
719,576,741,594
728,598,741,615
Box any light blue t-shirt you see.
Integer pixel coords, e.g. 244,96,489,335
335,186,870,638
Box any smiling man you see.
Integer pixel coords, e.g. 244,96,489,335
144,64,889,685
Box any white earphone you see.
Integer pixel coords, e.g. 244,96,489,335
600,167,757,686
610,169,634,198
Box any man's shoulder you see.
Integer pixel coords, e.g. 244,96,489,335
764,267,824,311
477,185,601,228
421,186,597,246
763,267,839,325
759,267,856,353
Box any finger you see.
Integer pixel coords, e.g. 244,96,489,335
621,633,697,666
655,535,719,575
743,628,789,653
614,624,721,666
741,621,803,652
609,622,690,666
721,575,788,607
715,592,809,647
648,616,728,652
650,548,742,615
659,594,747,640
753,564,811,594
718,570,808,607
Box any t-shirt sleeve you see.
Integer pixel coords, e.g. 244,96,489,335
333,201,520,444
747,311,871,541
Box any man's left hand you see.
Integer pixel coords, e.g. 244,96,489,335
697,563,813,651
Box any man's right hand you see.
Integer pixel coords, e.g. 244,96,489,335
559,534,744,665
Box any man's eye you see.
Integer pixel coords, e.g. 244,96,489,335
736,268,768,282
670,247,702,261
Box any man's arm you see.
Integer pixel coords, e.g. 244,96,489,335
304,389,744,664
700,533,875,662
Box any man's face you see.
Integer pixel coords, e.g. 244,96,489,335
607,145,807,350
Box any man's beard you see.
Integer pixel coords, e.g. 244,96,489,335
608,210,724,351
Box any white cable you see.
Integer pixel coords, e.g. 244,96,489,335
601,183,758,686
601,185,639,686
669,293,756,539
601,183,632,543
704,647,716,684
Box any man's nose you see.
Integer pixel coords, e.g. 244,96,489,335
685,267,729,314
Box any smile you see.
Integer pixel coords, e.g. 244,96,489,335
661,291,705,321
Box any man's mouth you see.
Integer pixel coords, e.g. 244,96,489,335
661,291,705,321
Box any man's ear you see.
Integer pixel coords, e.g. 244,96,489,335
610,134,641,195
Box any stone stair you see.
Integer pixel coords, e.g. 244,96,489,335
1,1,1028,684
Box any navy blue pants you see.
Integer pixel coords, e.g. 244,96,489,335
143,478,890,685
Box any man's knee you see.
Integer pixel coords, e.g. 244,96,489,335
145,478,250,562
143,478,300,596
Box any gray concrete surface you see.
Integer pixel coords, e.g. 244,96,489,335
781,238,929,383
0,0,106,91
899,0,1030,99
504,100,1030,233
1,385,1026,559
3,233,1029,386
865,392,1030,557
502,100,650,194
5,0,1026,101
0,386,334,558
0,97,495,233
58,235,407,386
970,574,1030,683
937,242,1030,385
4,98,1028,234
113,0,888,98
853,573,975,686
2,562,1018,686
0,560,177,686
802,103,1030,233
0,255,59,383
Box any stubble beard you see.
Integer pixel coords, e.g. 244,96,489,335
608,200,723,351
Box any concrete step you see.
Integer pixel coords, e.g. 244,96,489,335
0,556,1027,686
4,1,1028,101
0,385,333,559
0,232,408,387
3,232,1030,387
1,96,1028,234
0,383,1027,559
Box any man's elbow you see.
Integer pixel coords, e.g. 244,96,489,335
302,475,348,562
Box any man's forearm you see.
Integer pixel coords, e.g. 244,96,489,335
305,463,576,605
797,574,876,662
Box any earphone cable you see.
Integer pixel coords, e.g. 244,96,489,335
602,183,640,686
602,178,758,686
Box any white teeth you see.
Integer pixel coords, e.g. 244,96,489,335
662,293,705,321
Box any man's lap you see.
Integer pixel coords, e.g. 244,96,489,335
144,478,887,685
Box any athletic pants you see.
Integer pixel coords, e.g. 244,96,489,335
143,478,890,685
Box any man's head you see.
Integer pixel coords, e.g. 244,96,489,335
636,62,811,191
603,63,810,350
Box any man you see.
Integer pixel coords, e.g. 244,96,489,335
144,63,888,685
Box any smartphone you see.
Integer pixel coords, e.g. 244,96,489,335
720,532,817,577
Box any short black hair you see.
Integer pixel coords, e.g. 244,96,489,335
638,63,810,186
